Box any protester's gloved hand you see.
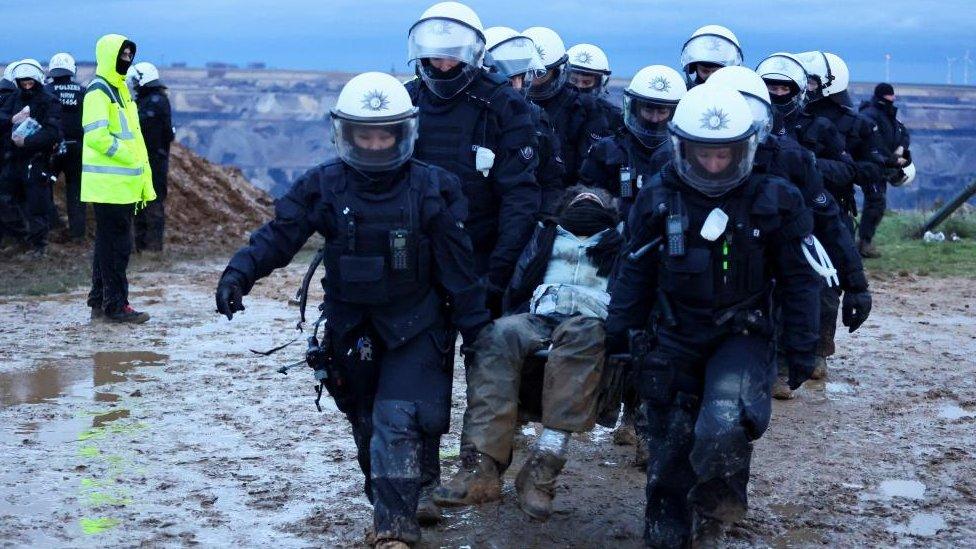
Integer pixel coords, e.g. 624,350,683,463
842,290,872,333
485,285,504,319
787,352,816,390
215,271,246,320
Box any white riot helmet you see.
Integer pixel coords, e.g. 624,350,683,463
706,66,773,142
624,65,686,148
330,72,419,172
408,1,486,99
522,26,569,100
127,62,162,88
48,53,76,78
9,58,45,85
756,52,807,118
0,64,15,91
484,26,545,91
680,25,743,87
566,43,611,94
669,85,759,197
795,51,850,102
892,162,915,187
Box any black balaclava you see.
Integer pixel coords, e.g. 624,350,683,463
17,79,38,100
116,40,137,75
556,187,623,276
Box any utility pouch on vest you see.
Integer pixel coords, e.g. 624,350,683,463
337,255,388,303
389,229,411,271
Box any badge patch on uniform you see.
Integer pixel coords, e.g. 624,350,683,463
590,132,602,141
357,336,374,362
753,228,761,238
804,235,815,246
520,146,535,161
814,192,828,206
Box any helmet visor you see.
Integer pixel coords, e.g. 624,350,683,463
408,18,485,66
487,36,545,79
742,94,773,142
332,116,418,172
671,134,758,197
567,67,606,93
756,56,806,90
527,64,567,100
623,94,676,148
680,35,742,71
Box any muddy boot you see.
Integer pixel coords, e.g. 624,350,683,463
858,239,882,259
772,375,794,400
612,418,637,446
633,429,649,468
90,307,105,322
416,487,442,526
810,356,828,380
690,512,727,549
105,305,150,324
515,429,569,521
431,451,501,507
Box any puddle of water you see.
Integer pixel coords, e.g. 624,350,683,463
938,404,975,420
0,351,167,408
889,513,947,537
878,479,926,500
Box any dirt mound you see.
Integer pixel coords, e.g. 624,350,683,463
48,143,274,253
163,143,274,250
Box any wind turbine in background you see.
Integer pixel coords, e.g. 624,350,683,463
885,53,891,82
963,50,972,85
946,56,957,85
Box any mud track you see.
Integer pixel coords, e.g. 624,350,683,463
0,262,974,547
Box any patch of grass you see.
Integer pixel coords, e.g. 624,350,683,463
864,210,976,277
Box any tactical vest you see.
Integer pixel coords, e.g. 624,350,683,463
410,75,507,249
46,81,83,140
651,177,769,311
322,163,432,306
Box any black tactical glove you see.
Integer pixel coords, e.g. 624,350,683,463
787,352,815,390
842,290,872,333
604,331,629,357
215,271,246,320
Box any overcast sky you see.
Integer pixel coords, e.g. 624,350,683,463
4,0,974,84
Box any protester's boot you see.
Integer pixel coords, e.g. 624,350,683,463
415,485,442,526
432,451,501,507
810,355,828,380
612,413,637,446
515,429,569,521
633,427,650,468
105,305,150,324
772,375,794,400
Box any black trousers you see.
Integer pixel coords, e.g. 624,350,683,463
859,179,887,243
134,198,165,251
640,326,774,548
55,146,85,239
87,203,134,313
335,324,453,544
0,160,52,250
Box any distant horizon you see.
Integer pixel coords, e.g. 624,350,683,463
1,0,974,86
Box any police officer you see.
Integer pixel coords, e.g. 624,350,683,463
679,25,743,88
606,85,821,547
406,2,541,315
858,82,911,258
580,65,686,224
128,62,175,252
0,59,62,257
216,72,490,549
795,51,884,379
566,43,623,132
522,27,610,193
483,26,566,213
0,64,15,246
708,66,872,399
46,53,86,241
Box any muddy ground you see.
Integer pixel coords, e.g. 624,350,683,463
0,259,974,548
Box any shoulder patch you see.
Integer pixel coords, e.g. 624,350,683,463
520,146,535,161
814,192,828,206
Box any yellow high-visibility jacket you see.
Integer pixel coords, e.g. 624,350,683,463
80,33,155,206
